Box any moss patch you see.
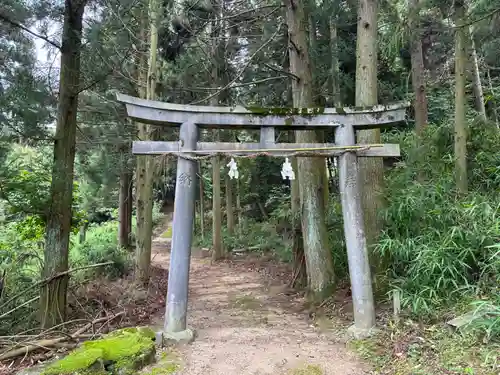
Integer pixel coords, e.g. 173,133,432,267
228,294,262,310
141,350,181,375
245,106,326,118
288,364,323,375
161,226,172,239
42,327,156,375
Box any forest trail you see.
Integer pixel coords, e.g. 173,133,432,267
149,228,369,375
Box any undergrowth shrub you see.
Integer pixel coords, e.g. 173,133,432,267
193,218,290,259
0,221,42,334
377,123,500,338
71,221,131,279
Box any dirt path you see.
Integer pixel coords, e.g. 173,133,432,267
150,233,369,375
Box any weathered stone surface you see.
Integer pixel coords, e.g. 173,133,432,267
161,328,195,346
345,324,381,340
447,311,485,329
38,327,157,375
17,363,52,375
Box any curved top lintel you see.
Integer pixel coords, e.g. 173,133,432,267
117,93,408,115
116,93,409,128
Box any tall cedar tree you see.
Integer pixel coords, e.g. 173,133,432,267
40,0,87,328
283,0,334,296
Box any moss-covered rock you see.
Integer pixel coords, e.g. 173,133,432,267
42,327,157,375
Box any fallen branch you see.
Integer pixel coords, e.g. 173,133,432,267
0,261,114,311
0,296,39,319
0,312,124,361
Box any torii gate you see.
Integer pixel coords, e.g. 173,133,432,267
117,93,408,339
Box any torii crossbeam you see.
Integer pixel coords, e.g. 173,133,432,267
117,93,408,339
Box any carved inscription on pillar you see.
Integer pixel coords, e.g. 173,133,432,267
178,172,192,187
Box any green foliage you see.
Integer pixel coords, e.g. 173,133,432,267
376,124,500,335
71,221,131,279
467,294,500,342
348,322,499,375
0,144,52,216
0,0,54,141
194,217,290,260
325,199,349,279
0,144,85,226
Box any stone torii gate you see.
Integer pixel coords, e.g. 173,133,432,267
117,93,408,339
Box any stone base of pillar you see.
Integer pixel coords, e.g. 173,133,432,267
156,328,196,347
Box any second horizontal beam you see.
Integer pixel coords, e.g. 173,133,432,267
132,141,401,157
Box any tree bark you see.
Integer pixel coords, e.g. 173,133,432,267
78,222,87,244
329,17,341,107
454,2,468,195
486,68,500,128
134,8,149,284
210,12,224,260
306,2,329,205
355,0,385,273
212,154,223,259
282,23,306,287
284,0,334,297
118,147,132,250
135,0,161,284
236,177,242,236
291,157,306,288
40,0,87,329
408,0,428,136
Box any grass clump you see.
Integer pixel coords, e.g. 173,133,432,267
348,322,499,375
378,124,499,326
161,226,172,239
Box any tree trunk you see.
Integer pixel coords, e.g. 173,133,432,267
282,23,306,287
291,157,306,288
79,222,87,244
409,0,428,136
306,2,329,205
236,177,242,236
126,169,133,243
210,12,224,260
198,161,205,240
212,154,223,259
468,28,486,121
454,2,468,195
225,170,235,235
284,0,334,297
486,68,500,128
329,17,341,106
135,0,161,284
118,148,132,249
134,12,149,284
355,0,385,273
40,0,86,329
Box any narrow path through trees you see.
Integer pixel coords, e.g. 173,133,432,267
149,228,368,375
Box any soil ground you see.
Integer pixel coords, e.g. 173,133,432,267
149,230,369,375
